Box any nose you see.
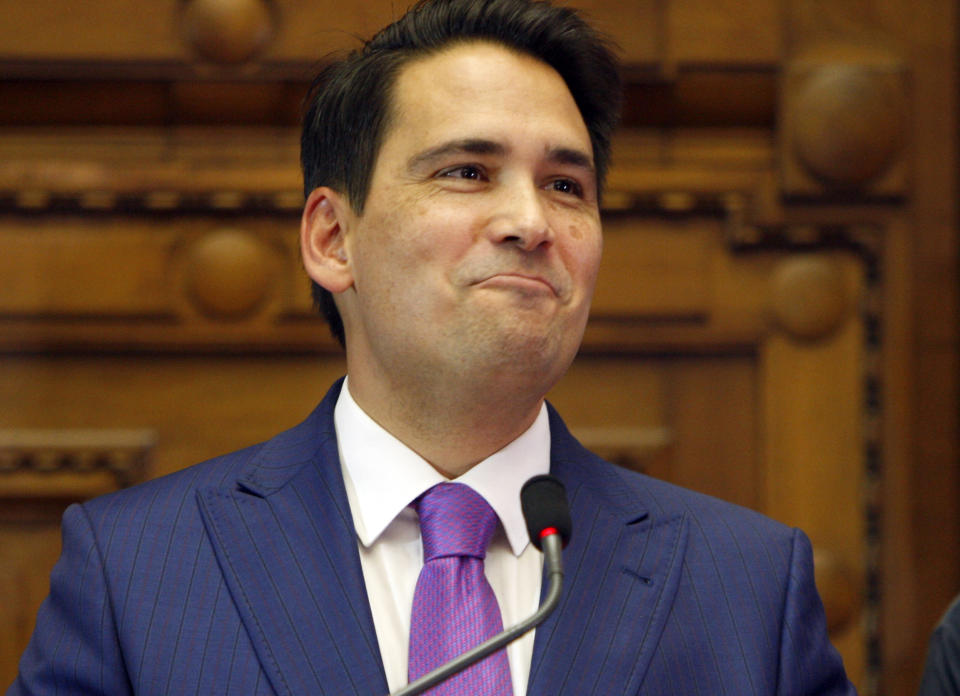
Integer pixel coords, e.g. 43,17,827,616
487,182,553,252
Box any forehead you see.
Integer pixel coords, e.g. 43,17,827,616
382,41,592,157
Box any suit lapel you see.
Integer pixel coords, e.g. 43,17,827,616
197,380,388,696
195,387,686,696
527,408,688,696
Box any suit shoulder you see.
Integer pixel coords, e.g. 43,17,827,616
58,439,281,582
80,440,266,521
549,406,794,545
79,388,341,519
599,462,809,610
605,459,796,545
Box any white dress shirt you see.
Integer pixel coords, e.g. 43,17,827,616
334,378,549,695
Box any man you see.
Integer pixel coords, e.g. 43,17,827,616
10,0,854,694
919,594,960,694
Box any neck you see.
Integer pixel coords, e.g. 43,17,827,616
346,370,546,479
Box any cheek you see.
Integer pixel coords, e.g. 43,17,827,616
566,222,585,241
353,206,469,298
568,224,603,278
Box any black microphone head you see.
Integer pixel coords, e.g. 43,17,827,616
520,474,572,550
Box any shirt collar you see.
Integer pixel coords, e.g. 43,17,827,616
334,377,550,556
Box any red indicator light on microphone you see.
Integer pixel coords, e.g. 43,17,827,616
539,526,558,540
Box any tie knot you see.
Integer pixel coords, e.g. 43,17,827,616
415,483,498,561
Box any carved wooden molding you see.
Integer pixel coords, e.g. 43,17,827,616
0,428,155,494
780,47,908,198
0,181,885,356
0,190,304,215
0,181,739,218
181,0,277,66
727,213,884,689
814,546,864,636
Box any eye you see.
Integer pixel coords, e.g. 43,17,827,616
549,178,583,197
438,165,486,181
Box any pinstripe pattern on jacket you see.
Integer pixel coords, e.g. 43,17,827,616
10,378,854,695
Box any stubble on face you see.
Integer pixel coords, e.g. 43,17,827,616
340,42,602,408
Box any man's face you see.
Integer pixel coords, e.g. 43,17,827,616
338,41,603,392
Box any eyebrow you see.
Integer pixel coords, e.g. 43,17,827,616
548,147,595,173
407,139,505,171
406,138,595,174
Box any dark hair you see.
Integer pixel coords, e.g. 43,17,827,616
301,0,622,347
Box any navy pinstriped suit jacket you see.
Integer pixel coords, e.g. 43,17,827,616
10,379,854,695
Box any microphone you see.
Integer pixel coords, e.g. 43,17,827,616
520,474,572,551
389,474,571,696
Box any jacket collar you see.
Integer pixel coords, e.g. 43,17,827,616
525,406,687,695
197,378,390,696
199,381,687,696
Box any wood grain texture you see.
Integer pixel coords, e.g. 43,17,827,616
0,0,955,691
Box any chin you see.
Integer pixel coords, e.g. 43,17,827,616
495,332,575,379
446,312,583,373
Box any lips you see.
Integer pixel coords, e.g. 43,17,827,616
458,257,571,299
487,272,555,291
474,271,563,297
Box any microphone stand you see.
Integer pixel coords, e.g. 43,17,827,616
389,532,564,696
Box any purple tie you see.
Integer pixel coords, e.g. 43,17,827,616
407,483,513,695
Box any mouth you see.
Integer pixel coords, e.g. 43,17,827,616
475,273,559,296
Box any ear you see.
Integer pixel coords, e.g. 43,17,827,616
300,186,355,294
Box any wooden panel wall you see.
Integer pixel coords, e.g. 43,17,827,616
0,1,956,693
